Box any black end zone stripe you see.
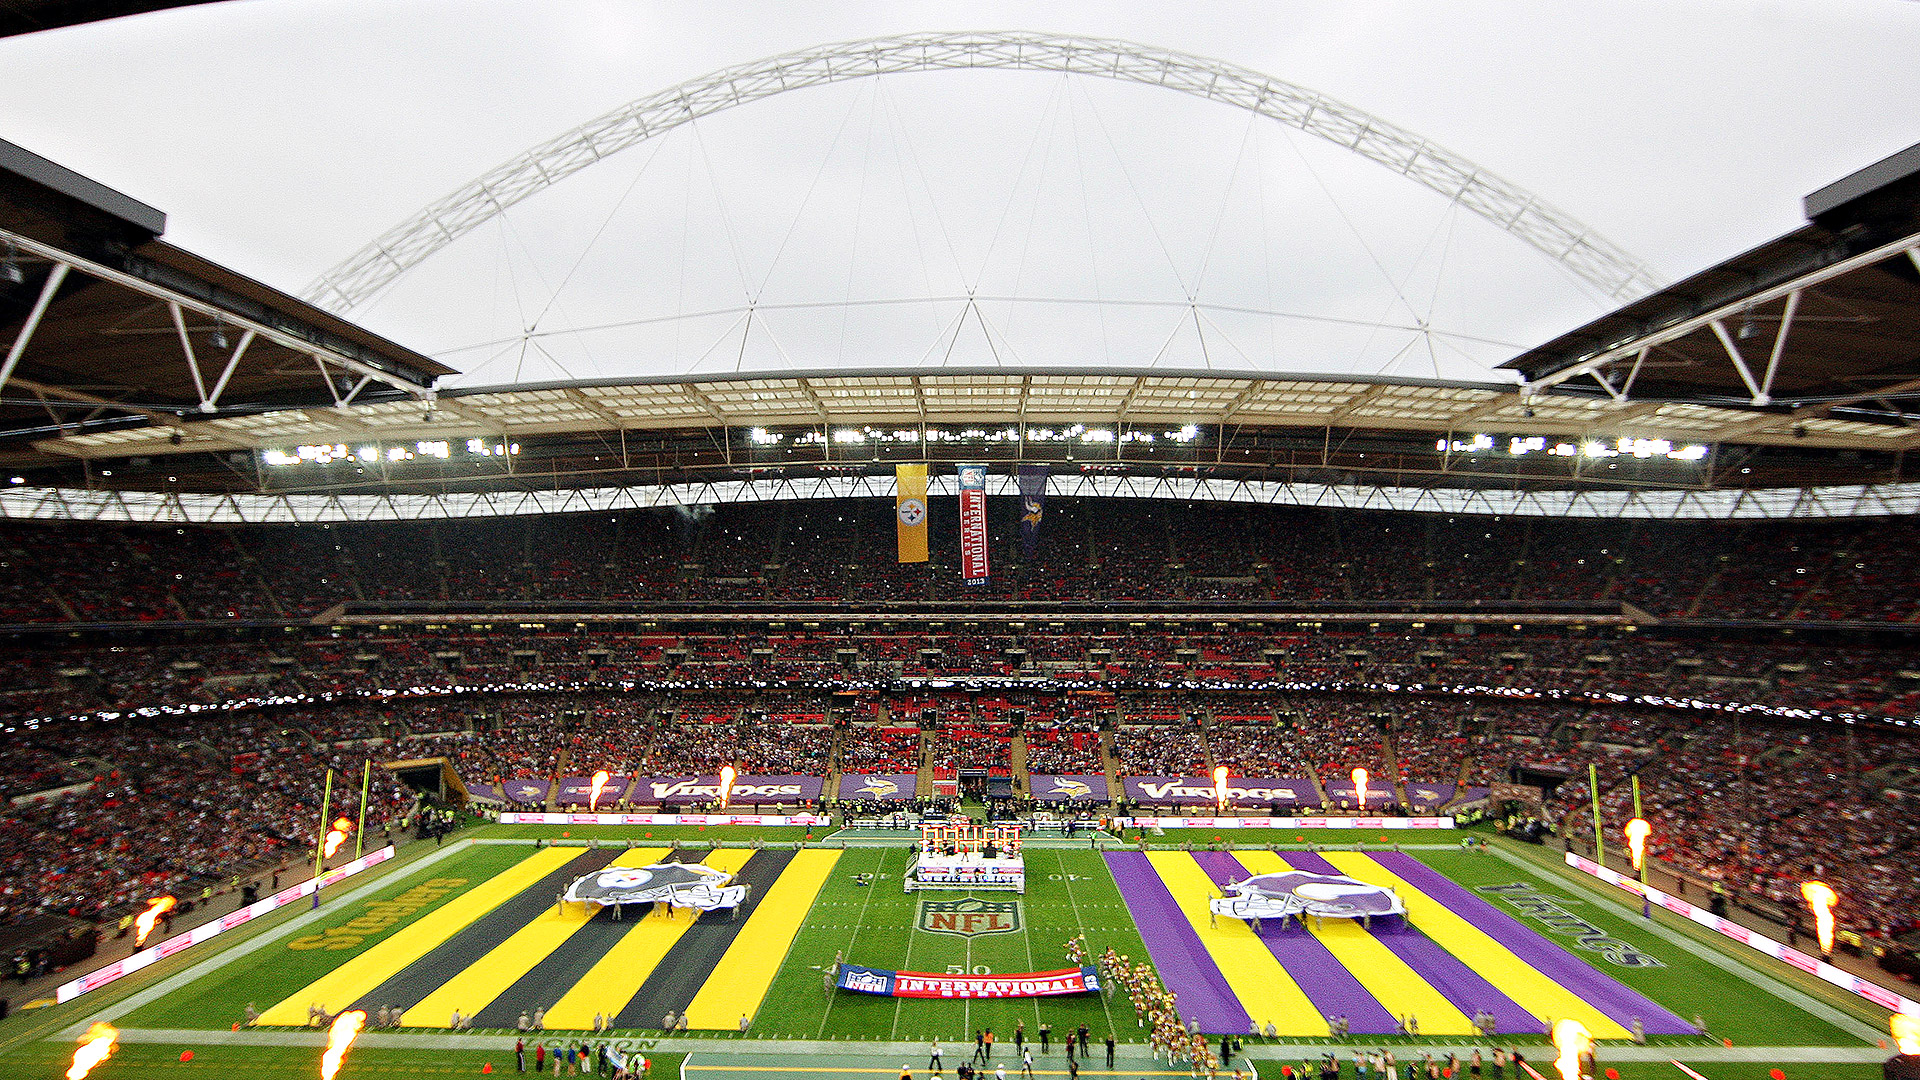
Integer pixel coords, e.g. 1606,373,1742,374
347,847,619,1015
611,848,796,1029
467,848,701,1029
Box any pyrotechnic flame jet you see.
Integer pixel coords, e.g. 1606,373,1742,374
588,770,612,811
1624,818,1651,870
134,896,175,947
1551,1018,1591,1080
66,1022,117,1080
321,1010,366,1080
719,764,737,809
1353,768,1369,811
1212,765,1229,811
322,817,353,858
1892,1010,1920,1055
1801,880,1838,954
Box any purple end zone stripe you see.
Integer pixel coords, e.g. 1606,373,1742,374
1190,850,1401,1035
1369,852,1695,1035
1103,851,1251,1035
1282,850,1541,1035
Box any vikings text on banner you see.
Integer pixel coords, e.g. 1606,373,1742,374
957,462,989,583
895,463,929,563
1017,463,1048,558
835,963,1100,999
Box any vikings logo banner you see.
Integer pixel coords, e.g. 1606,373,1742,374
837,773,917,800
1030,775,1109,802
957,462,989,584
896,463,929,564
1016,464,1047,558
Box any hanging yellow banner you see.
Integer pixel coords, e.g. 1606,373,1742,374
896,463,929,563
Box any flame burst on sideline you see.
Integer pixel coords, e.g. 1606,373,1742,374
66,1022,117,1080
1551,1018,1591,1080
1353,768,1370,811
320,1009,366,1080
1624,818,1650,871
1801,880,1838,954
1893,1011,1920,1055
133,896,175,947
1212,765,1229,811
718,764,736,809
322,817,353,858
588,770,612,811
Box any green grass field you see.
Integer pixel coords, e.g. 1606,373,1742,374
0,823,1895,1080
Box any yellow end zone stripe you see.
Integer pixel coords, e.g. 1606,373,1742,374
543,848,756,1030
258,846,580,1026
1142,850,1326,1036
1238,850,1473,1035
1319,851,1629,1039
680,847,841,1029
400,847,665,1027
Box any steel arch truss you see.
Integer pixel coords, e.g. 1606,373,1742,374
8,474,1916,525
306,31,1663,313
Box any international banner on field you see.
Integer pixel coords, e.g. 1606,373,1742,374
835,962,1100,998
957,462,989,583
895,463,928,563
1017,463,1048,557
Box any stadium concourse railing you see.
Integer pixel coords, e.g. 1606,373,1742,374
1565,852,1920,1017
51,846,395,1004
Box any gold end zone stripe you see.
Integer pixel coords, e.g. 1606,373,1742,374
680,848,841,1029
400,847,665,1027
1237,850,1474,1035
1142,850,1327,1035
258,846,580,1026
542,848,757,1030
1320,851,1630,1040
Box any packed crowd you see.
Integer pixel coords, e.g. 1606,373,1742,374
5,502,1920,622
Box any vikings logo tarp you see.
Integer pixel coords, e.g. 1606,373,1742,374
837,773,916,800
1030,775,1108,802
1208,869,1407,922
562,862,747,912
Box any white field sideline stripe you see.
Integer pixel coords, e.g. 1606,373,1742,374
54,847,396,1004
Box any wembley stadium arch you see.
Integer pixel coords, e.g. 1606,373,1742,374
305,31,1664,314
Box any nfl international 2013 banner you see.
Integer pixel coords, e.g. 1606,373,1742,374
896,463,928,563
957,462,989,583
835,963,1101,999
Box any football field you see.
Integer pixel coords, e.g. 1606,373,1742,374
0,825,1899,1080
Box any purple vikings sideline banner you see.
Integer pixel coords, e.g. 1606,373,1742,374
1029,775,1109,801
1404,783,1457,810
624,775,824,804
1323,781,1398,805
1017,464,1048,558
1122,775,1319,806
499,778,552,805
553,775,634,807
837,773,917,800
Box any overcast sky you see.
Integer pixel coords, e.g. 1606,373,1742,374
4,0,1917,388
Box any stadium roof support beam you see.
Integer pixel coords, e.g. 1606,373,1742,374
305,32,1662,313
8,473,1920,524
0,261,68,395
1524,229,1920,403
0,227,435,406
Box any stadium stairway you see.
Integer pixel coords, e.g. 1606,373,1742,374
1010,730,1030,799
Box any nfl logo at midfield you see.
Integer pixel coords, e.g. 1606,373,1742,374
920,896,1021,938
